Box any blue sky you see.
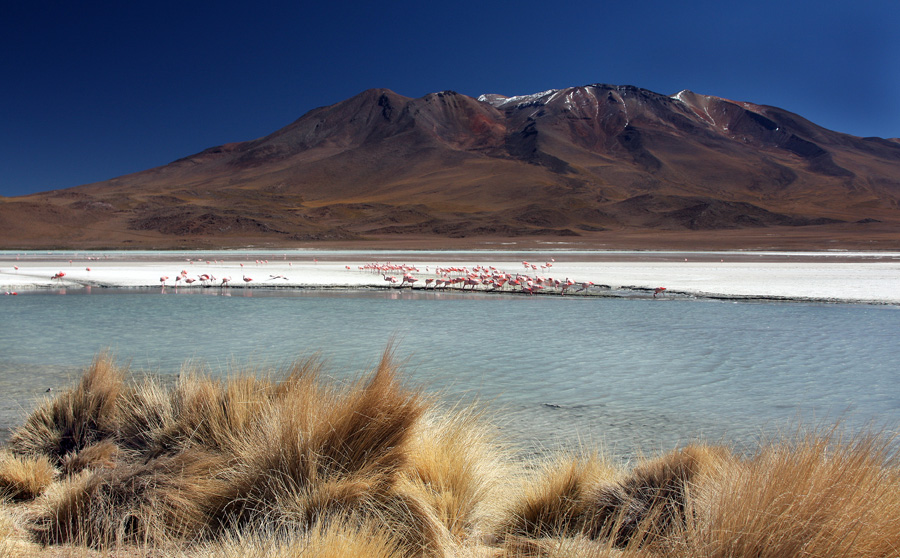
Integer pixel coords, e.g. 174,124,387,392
2,0,898,197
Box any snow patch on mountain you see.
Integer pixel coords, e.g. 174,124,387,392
477,89,560,109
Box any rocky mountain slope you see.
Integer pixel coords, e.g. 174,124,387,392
2,84,899,249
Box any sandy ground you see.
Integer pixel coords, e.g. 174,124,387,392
1,250,899,304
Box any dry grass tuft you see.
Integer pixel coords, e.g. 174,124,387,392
165,372,273,455
60,440,121,476
196,520,404,558
0,512,39,558
217,350,445,555
32,449,231,547
681,430,900,558
115,376,176,456
8,353,124,465
0,451,57,502
498,452,618,541
3,351,899,558
402,405,512,543
7,349,468,556
583,444,731,546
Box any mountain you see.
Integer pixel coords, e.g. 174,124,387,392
3,84,900,249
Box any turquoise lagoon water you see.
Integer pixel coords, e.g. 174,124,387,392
1,288,898,460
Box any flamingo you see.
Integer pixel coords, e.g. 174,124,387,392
576,281,594,293
242,275,253,285
653,287,667,298
159,276,168,286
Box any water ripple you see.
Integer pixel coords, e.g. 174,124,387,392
1,290,897,458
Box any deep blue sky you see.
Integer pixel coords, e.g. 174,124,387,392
2,1,898,197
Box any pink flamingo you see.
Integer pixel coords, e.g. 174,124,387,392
242,275,253,285
653,287,667,298
464,277,481,290
576,281,594,293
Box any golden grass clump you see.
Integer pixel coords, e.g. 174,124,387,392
32,449,232,547
2,350,899,558
498,451,618,542
8,353,124,466
216,354,449,556
582,444,731,547
196,520,404,558
401,405,512,544
0,451,57,502
114,375,176,456
5,349,496,556
680,430,900,558
0,510,36,558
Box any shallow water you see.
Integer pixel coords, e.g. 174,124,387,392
1,288,898,460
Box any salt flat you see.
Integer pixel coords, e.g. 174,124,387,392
1,251,899,304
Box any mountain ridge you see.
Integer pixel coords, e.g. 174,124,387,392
2,83,899,250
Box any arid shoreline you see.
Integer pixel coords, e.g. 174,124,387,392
2,249,899,304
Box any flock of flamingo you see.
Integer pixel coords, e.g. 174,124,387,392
3,256,667,297
356,259,589,294
157,259,292,290
357,260,667,297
